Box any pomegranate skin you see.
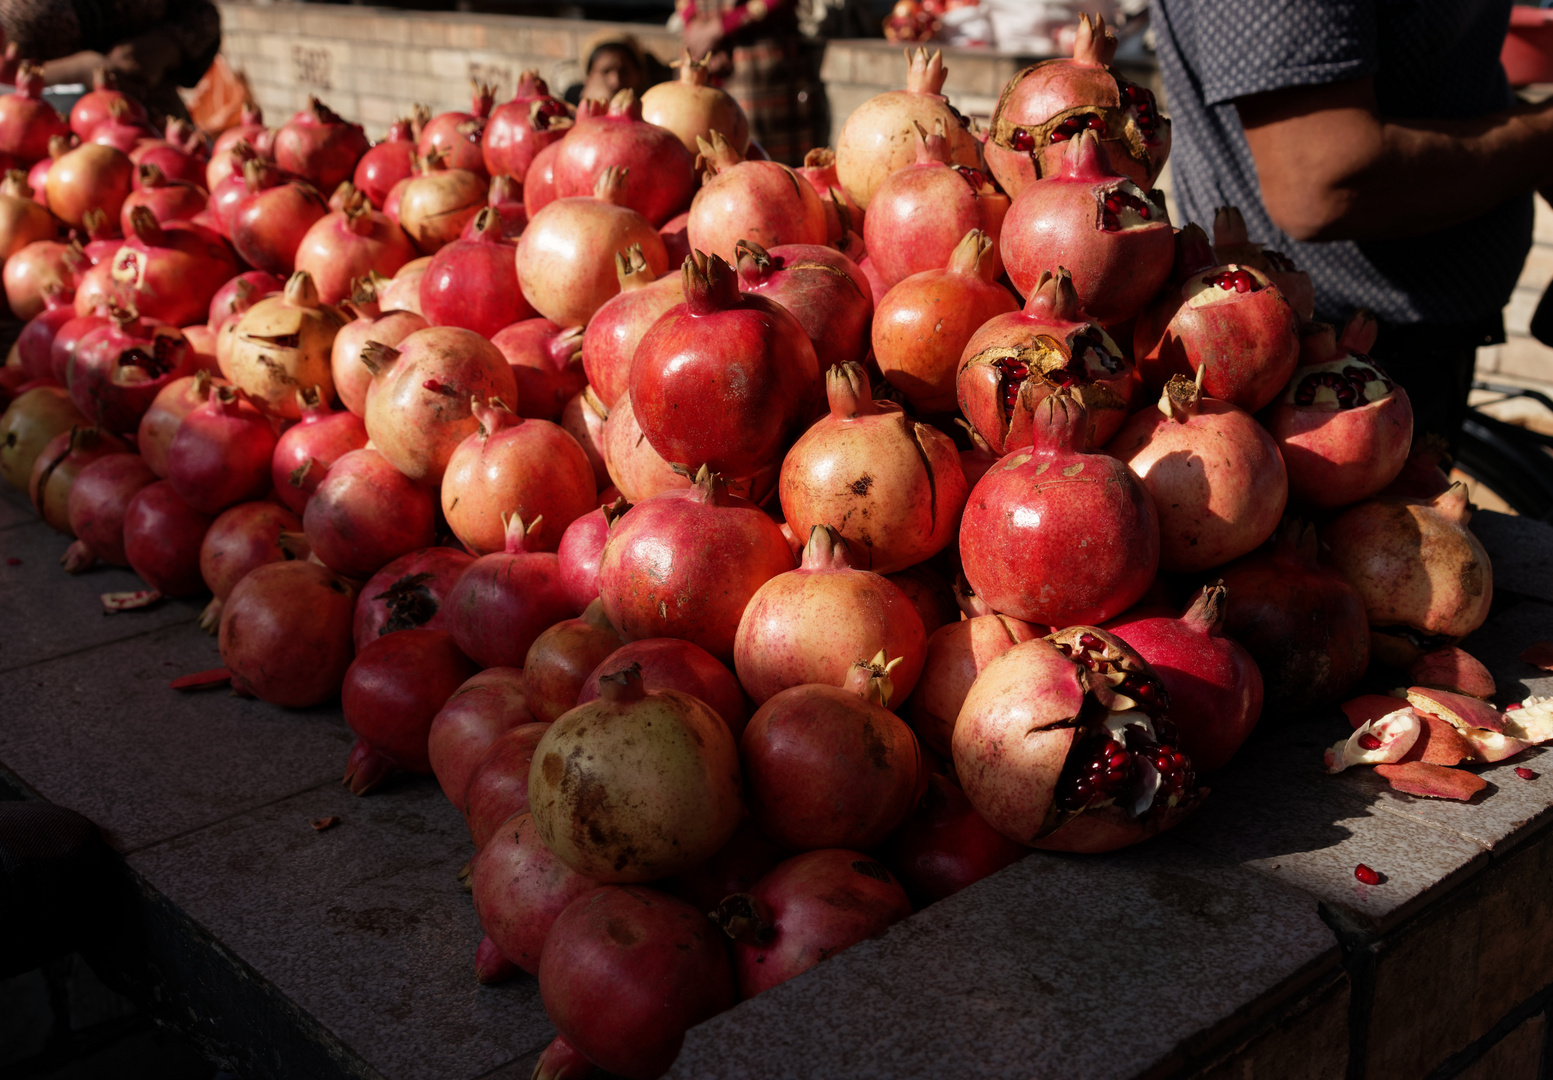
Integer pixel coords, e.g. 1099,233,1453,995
733,240,873,372
629,251,821,483
350,545,475,652
907,610,1042,757
717,849,912,998
779,363,967,574
741,661,923,851
122,480,214,596
1000,129,1173,325
65,453,157,568
481,71,570,181
69,314,196,435
269,387,369,514
489,317,586,422
960,394,1159,627
166,387,278,515
303,448,438,580
580,245,686,410
219,560,357,707
872,229,1019,415
471,812,600,977
428,667,531,809
1107,372,1287,574
685,132,828,266
444,513,573,669
342,628,478,793
292,193,416,306
330,291,426,418
578,637,750,743
461,722,553,850
555,497,629,614
1106,585,1264,774
273,97,370,193
418,207,530,338
877,774,1029,905
522,600,625,724
600,389,690,503
596,469,795,663
549,89,697,227
1217,519,1371,716
196,501,304,630
353,117,416,210
734,525,929,707
539,885,735,1080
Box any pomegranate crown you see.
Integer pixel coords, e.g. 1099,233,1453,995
842,650,904,708
0,169,31,200
803,147,836,170
1029,388,1091,456
1179,582,1229,635
500,510,545,553
946,228,998,282
615,242,657,289
912,119,952,166
1157,365,1206,423
1212,205,1252,249
682,249,742,315
136,162,167,188
801,524,855,571
47,133,71,159
470,80,496,117
598,661,648,704
825,361,882,420
903,47,949,97
472,395,521,437
592,165,628,204
734,239,776,284
283,270,323,309
1023,268,1085,322
1071,13,1118,67
14,60,44,96
513,70,549,99
606,87,643,120
91,65,117,91
696,130,745,174
674,48,712,86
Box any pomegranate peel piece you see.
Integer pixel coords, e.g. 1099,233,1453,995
1324,708,1421,773
1519,641,1553,670
1342,693,1409,730
101,589,162,612
1406,686,1507,733
1502,696,1553,745
1397,713,1477,767
170,667,232,691
1373,761,1488,802
1407,645,1495,700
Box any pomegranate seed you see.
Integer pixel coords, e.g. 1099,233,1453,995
1010,129,1035,152
1078,633,1100,650
1354,864,1381,886
1086,115,1105,131
1506,702,1523,712
1516,767,1536,780
1357,733,1382,751
5,557,19,565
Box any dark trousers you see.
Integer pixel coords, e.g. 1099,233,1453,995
1367,318,1500,459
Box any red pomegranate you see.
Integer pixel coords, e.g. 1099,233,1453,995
877,774,1029,905
579,620,751,729
330,280,427,416
954,626,1201,852
596,467,795,662
1217,519,1371,716
580,245,684,409
28,424,128,533
515,167,669,328
108,209,237,328
529,663,743,881
734,240,873,371
482,71,571,182
129,118,207,189
269,386,369,513
834,48,982,210
907,594,1041,756
273,97,370,193
7,243,84,324
600,389,688,503
196,500,304,631
865,120,1010,289
490,317,586,421
779,362,966,573
207,271,283,330
485,174,525,237
471,812,600,980
302,447,438,579
984,14,1169,198
62,451,156,571
417,83,495,178
166,385,278,514
1106,585,1264,774
540,886,734,1080
1001,130,1173,324
16,285,82,377
212,103,266,160
715,849,912,998
360,326,517,486
70,68,147,141
229,160,329,276
135,370,221,477
960,393,1159,626
555,496,629,613
1264,314,1414,509
550,88,697,227
462,723,552,851
741,656,922,850
445,512,573,667
1212,206,1314,318
685,132,827,265
1132,260,1301,413
68,307,195,434
958,267,1134,453
734,526,928,705
122,479,214,596
427,667,531,808
1323,484,1493,667
659,208,690,267
219,560,356,706
351,546,474,653
292,187,415,305
396,156,488,256
352,116,417,210
795,147,865,243
418,206,529,337
341,628,478,794
629,250,821,484
1107,370,1288,573
440,397,596,554
871,230,1020,415
206,141,257,227
87,99,154,155
0,63,70,164
523,601,625,723
562,388,611,490
520,136,565,221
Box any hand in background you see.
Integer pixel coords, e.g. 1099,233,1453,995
683,12,724,63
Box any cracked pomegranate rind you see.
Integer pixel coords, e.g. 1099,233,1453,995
1324,709,1421,773
170,667,232,691
1520,641,1553,671
1407,646,1496,700
1405,686,1531,762
100,588,162,611
1504,696,1553,744
1399,714,1478,767
1374,762,1487,802
1342,693,1408,730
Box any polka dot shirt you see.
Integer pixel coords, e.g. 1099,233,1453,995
1149,0,1533,328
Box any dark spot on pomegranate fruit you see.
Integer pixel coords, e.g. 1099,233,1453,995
374,572,438,634
605,916,639,947
850,475,873,496
851,859,892,882
541,752,563,785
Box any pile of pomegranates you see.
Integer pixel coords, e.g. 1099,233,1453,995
1,29,1540,1079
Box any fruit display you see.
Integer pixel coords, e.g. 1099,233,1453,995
2,26,1548,1080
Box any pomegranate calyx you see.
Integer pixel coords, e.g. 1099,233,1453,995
911,119,953,166
694,130,745,175
1323,707,1422,772
841,650,903,707
734,239,775,286
1159,366,1205,422
592,165,628,205
357,340,401,375
614,243,657,291
472,395,520,436
501,510,545,553
826,361,882,419
903,47,950,98
714,892,776,945
597,661,648,704
1072,12,1119,66
671,47,712,87
606,86,643,120
599,494,631,529
1023,267,1086,322
1027,390,1091,459
283,270,324,309
800,524,855,572
682,250,741,315
945,228,997,280
1179,582,1229,635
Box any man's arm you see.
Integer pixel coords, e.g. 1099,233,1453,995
1237,76,1553,242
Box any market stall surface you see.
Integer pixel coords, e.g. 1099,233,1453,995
2,480,1552,1080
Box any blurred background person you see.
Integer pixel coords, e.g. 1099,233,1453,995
565,30,668,107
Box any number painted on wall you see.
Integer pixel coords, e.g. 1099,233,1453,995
292,45,334,90
468,61,512,96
